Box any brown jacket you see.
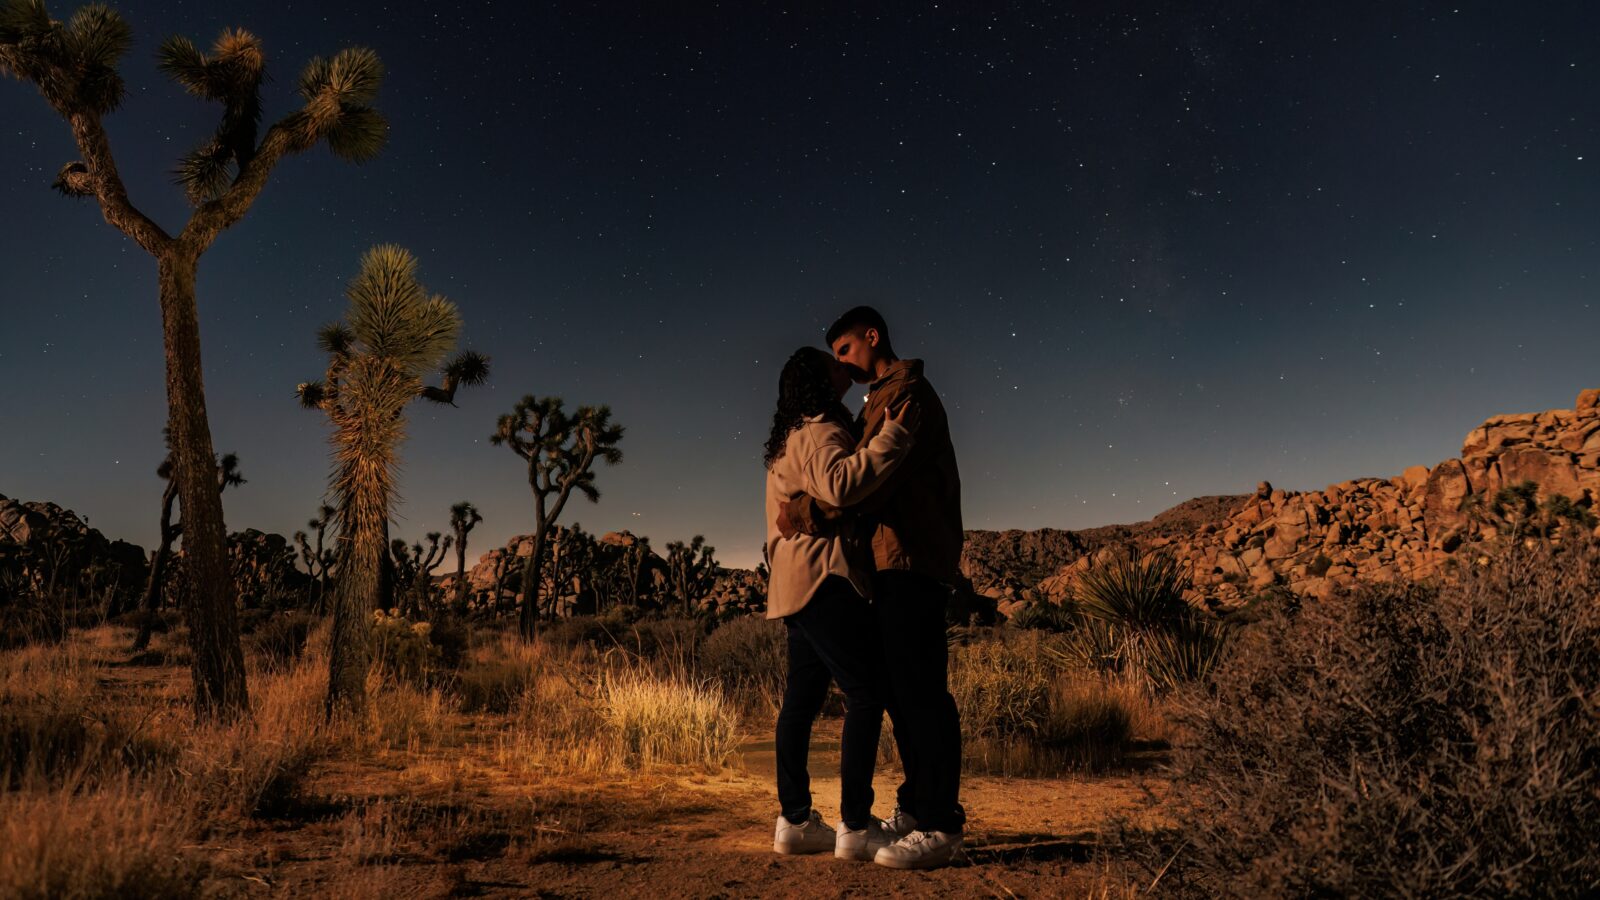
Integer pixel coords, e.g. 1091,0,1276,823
782,359,964,583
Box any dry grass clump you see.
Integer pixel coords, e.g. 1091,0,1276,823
598,668,739,770
0,782,207,899
453,634,549,714
1126,541,1600,897
944,635,1138,774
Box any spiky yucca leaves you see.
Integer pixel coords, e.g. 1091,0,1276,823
0,0,130,114
157,28,263,203
490,397,625,637
1063,548,1229,694
298,245,489,715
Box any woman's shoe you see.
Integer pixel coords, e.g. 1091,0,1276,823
834,818,893,861
774,810,836,855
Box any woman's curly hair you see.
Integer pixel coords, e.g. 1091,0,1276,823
763,346,851,469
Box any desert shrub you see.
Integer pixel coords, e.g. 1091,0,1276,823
941,635,1135,774
183,657,326,820
1064,549,1228,693
1132,542,1600,897
598,668,738,770
371,610,444,685
454,637,547,714
1009,597,1078,632
698,615,785,709
619,616,705,665
0,785,207,899
247,611,316,670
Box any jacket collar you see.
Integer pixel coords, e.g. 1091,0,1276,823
869,358,922,392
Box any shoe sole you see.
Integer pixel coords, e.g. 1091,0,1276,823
873,847,963,870
835,844,888,861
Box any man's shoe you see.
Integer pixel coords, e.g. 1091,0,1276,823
835,818,893,861
874,829,963,870
881,805,918,838
774,810,836,855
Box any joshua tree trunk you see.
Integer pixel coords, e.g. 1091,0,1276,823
518,525,547,639
131,479,179,652
453,537,469,616
158,251,248,719
328,496,383,715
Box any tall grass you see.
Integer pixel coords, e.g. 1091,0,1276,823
598,668,739,770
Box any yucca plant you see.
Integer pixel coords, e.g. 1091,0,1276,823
297,245,489,715
2,1,390,719
1066,547,1229,694
490,397,624,639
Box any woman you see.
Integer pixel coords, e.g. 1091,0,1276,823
763,346,918,861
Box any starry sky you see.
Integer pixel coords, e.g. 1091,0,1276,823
2,1,1597,568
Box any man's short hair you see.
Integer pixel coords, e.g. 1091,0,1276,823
825,305,890,346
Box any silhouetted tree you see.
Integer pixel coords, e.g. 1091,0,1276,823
293,504,337,612
2,2,389,719
297,245,488,714
490,397,623,639
390,531,449,616
665,535,717,615
448,501,481,615
131,448,244,652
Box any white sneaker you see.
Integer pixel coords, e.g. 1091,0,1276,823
881,805,918,838
774,810,836,855
835,818,893,861
874,829,963,870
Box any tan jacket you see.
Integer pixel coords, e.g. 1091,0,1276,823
764,415,914,618
784,359,964,583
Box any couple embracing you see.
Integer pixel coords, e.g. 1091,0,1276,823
761,306,965,870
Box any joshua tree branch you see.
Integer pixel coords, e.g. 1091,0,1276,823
65,112,172,255
180,121,294,252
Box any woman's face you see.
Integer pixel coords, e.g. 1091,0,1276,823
825,356,852,400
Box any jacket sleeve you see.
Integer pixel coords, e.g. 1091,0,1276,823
797,420,914,508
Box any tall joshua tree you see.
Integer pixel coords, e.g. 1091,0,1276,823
1,2,388,719
130,448,244,652
293,504,337,612
490,398,624,639
448,501,482,615
297,245,488,715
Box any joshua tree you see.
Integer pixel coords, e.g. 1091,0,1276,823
131,449,244,652
448,501,482,615
665,535,717,615
297,245,489,715
2,2,389,719
293,505,337,612
490,397,624,638
389,531,450,616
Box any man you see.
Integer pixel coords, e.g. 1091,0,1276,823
777,305,966,870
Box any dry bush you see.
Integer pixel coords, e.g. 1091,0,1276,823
697,615,785,715
1132,541,1600,898
0,782,207,899
941,635,1136,774
246,610,316,670
453,634,548,714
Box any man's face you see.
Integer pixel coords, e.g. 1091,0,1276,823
825,357,853,399
830,325,878,384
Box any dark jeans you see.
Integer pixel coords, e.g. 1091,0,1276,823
775,576,885,831
874,570,965,834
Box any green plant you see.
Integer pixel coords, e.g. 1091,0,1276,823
1009,597,1077,632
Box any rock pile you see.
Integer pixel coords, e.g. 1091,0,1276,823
966,389,1600,615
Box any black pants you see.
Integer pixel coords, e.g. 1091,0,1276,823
874,570,965,834
775,576,885,831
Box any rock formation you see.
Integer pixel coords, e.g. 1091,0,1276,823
963,389,1600,617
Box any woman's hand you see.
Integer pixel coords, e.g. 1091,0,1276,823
887,400,920,435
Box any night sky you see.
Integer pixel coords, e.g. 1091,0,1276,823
3,1,1597,568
